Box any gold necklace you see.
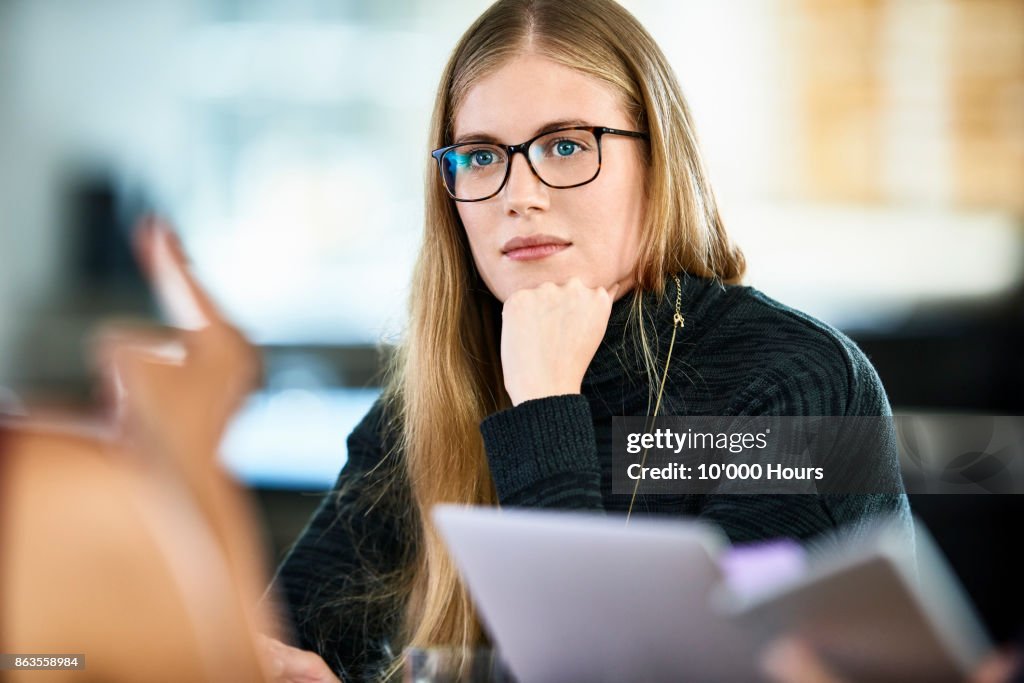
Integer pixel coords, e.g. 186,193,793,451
626,273,684,522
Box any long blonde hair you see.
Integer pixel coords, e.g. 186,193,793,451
349,0,745,679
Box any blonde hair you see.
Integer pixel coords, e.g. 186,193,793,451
335,0,745,679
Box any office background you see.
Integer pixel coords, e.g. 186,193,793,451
1,0,1022,641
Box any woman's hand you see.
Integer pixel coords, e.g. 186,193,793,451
259,635,343,683
500,277,620,406
92,217,261,480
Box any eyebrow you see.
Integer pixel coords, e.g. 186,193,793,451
452,118,593,145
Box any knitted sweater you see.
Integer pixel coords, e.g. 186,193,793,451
267,272,912,681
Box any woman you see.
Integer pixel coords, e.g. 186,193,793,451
266,0,912,680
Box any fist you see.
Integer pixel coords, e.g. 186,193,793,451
500,277,621,406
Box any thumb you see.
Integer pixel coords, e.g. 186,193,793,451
272,643,341,683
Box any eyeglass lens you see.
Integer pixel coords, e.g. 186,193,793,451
440,129,600,201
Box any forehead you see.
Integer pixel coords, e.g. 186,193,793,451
453,52,628,143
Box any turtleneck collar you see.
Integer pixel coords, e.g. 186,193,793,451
584,270,714,393
603,270,710,345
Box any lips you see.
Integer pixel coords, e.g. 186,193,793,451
499,232,573,259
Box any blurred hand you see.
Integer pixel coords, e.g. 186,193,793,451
760,638,846,683
500,277,620,406
760,637,1020,683
92,217,261,478
259,635,343,683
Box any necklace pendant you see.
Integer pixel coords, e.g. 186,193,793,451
674,312,685,328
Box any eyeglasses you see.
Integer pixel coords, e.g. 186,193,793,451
430,126,649,202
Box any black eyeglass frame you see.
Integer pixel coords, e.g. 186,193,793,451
430,125,650,202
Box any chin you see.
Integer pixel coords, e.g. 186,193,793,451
483,258,600,301
501,272,570,298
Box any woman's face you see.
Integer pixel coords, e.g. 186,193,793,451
452,52,646,303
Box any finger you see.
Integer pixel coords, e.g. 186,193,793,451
256,634,294,657
271,643,338,682
88,326,190,427
88,323,188,367
970,649,1020,683
255,636,287,677
257,634,285,649
94,346,181,448
760,638,847,683
89,320,188,347
90,328,189,415
89,334,186,438
91,308,261,397
133,216,224,331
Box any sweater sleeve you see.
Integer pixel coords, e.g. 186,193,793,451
479,394,605,509
264,398,404,682
698,328,913,545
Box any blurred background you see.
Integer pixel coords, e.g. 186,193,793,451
1,0,1022,643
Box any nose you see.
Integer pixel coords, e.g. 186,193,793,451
501,150,548,215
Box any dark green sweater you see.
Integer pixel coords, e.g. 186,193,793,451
268,272,911,681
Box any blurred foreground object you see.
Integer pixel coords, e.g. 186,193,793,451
0,219,284,681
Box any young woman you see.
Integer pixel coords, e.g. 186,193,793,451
263,0,912,680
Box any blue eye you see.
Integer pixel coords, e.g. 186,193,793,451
472,150,495,166
445,147,501,175
555,140,579,157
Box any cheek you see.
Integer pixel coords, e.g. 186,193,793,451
612,155,647,250
456,205,486,251
578,164,645,251
455,204,501,275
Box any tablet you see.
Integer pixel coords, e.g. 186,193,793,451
432,504,760,683
717,518,993,682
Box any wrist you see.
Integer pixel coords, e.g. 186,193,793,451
509,384,582,407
